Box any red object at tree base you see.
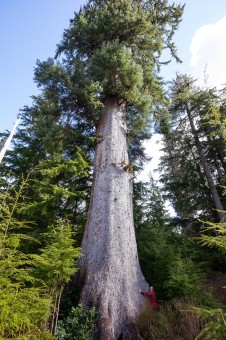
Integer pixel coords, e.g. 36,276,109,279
140,287,159,310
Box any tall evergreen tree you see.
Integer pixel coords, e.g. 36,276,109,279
172,76,225,221
0,90,92,241
159,75,226,229
53,1,183,338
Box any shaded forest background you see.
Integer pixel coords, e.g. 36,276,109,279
1,1,226,339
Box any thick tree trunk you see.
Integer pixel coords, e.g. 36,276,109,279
78,97,148,339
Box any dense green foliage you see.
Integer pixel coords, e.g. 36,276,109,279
134,179,219,305
159,75,226,226
0,181,51,338
33,220,82,335
0,176,82,338
190,221,226,339
56,304,97,340
56,0,183,109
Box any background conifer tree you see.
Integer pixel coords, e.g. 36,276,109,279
159,75,226,233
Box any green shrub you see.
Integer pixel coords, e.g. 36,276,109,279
194,220,226,339
195,307,226,339
0,179,81,338
0,183,52,339
163,256,215,305
55,304,97,340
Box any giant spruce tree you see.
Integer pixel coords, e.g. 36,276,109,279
52,1,183,338
1,1,183,338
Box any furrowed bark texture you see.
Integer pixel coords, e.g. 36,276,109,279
79,97,148,340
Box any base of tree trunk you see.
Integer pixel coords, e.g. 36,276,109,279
77,265,145,340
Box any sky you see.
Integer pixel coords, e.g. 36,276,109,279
1,0,226,134
166,0,226,88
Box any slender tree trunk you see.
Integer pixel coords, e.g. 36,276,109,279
186,107,225,221
52,287,63,336
0,118,20,164
50,291,58,335
213,153,226,187
78,97,148,340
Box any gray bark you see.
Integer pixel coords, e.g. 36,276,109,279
78,97,148,339
186,107,225,222
213,153,226,187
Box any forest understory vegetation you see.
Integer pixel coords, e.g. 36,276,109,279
1,0,226,339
